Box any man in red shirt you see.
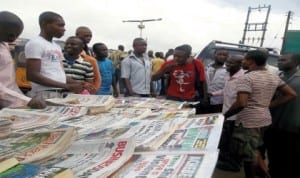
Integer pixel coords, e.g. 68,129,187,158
152,44,206,101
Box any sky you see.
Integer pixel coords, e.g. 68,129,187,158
2,0,300,54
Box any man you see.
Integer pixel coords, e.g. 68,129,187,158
93,43,118,96
152,44,206,101
217,55,244,172
0,11,45,109
121,38,152,97
63,36,96,94
110,45,126,94
152,52,165,95
266,53,300,178
76,26,101,91
25,11,84,99
206,49,229,113
224,50,297,178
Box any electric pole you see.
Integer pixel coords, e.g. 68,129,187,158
122,18,162,38
240,5,271,47
281,11,293,54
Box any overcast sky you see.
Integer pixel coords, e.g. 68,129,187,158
2,0,300,54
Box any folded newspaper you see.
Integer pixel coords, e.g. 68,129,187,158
0,108,58,132
110,151,219,178
46,94,115,114
39,137,135,178
0,128,77,163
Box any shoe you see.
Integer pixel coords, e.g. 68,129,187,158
216,160,241,172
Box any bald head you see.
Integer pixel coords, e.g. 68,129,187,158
0,11,23,42
75,26,92,44
226,54,244,75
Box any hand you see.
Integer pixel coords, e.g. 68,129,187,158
150,91,157,97
113,90,119,97
66,82,85,94
83,82,96,94
27,98,47,109
164,62,178,73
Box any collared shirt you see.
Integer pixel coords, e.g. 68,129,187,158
121,53,152,95
222,69,244,120
206,64,228,105
0,42,31,108
236,69,285,128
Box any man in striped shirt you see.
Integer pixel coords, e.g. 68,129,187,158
63,36,95,94
224,50,297,178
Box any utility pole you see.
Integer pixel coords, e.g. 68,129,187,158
122,18,162,38
240,5,271,47
281,11,293,54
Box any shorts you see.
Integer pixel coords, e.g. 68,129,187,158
230,124,268,162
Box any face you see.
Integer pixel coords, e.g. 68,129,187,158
242,57,253,70
133,39,147,54
77,29,92,44
47,17,65,38
214,50,228,64
64,38,83,56
225,57,241,74
174,49,188,65
278,54,294,71
93,44,108,58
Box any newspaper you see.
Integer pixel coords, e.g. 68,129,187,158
120,120,177,151
40,137,135,178
108,107,152,120
0,108,58,132
111,151,219,178
46,94,115,114
0,128,77,163
81,126,131,141
12,106,88,121
59,114,130,138
158,125,223,151
179,114,224,129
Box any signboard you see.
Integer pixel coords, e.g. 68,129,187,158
282,30,300,53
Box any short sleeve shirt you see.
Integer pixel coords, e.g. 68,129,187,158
97,58,115,95
159,59,205,100
121,54,152,95
25,36,66,93
236,69,285,128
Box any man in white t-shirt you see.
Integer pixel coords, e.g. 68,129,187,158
25,11,84,99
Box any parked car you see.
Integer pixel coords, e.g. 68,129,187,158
195,40,280,67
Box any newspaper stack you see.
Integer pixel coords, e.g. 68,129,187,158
13,106,88,121
40,137,135,178
0,128,77,163
47,94,115,115
0,108,58,132
0,119,12,137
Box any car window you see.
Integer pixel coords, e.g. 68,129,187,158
196,41,279,67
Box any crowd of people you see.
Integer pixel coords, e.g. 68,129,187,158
1,10,300,178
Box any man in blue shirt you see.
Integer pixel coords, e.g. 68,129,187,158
93,43,118,97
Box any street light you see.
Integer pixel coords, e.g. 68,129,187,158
122,18,162,38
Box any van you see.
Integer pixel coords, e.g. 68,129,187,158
195,40,280,67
